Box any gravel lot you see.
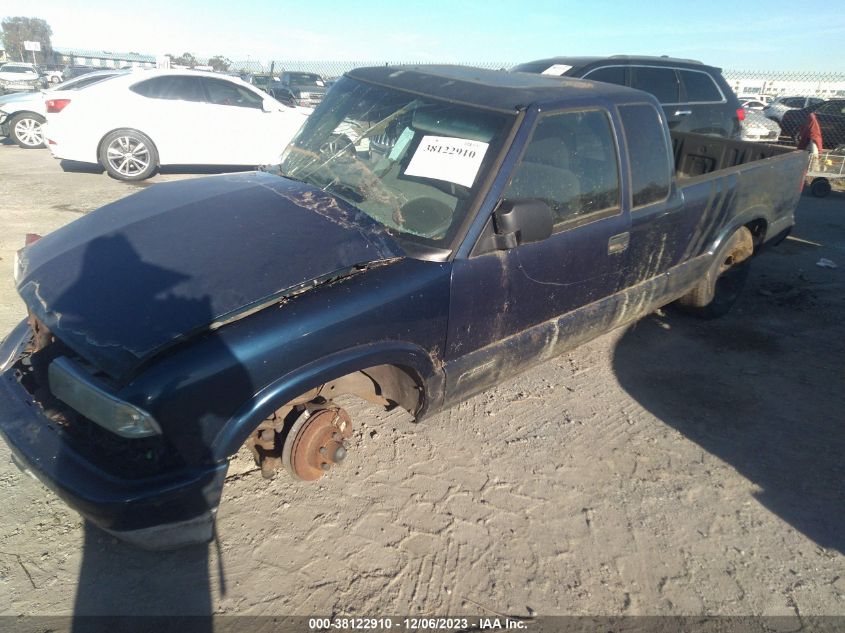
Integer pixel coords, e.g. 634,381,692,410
0,141,843,619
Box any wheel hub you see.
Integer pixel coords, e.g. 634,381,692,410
283,408,352,481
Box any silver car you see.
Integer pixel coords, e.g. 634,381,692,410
763,96,824,123
741,109,781,143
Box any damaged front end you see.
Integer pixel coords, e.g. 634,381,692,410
0,314,226,549
0,248,412,549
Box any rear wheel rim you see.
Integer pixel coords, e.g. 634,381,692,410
106,136,150,177
14,118,43,146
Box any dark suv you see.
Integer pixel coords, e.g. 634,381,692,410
269,71,328,108
512,56,743,139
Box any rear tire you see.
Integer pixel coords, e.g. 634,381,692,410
9,113,46,149
98,129,158,181
677,227,754,319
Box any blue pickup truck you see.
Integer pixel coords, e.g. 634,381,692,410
0,66,808,549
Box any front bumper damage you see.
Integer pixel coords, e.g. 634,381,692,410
0,320,228,550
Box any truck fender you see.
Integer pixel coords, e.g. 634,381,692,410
210,341,444,460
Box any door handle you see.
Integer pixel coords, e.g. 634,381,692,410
608,232,629,255
674,110,692,116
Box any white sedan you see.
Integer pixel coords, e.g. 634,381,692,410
0,70,124,148
44,69,311,181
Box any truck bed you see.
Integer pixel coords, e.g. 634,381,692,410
666,132,808,265
671,131,802,181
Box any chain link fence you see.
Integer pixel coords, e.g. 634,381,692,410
722,70,845,99
223,60,845,99
52,49,845,98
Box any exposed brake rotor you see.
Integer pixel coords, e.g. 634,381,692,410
282,408,352,481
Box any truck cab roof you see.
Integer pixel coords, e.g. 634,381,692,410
346,64,655,113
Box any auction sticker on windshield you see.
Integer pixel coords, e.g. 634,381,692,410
404,135,489,188
542,64,573,76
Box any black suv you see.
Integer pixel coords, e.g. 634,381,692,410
269,72,328,108
512,56,743,139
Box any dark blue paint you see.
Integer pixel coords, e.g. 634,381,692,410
17,172,402,381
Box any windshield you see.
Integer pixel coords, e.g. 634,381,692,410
288,73,325,87
274,76,514,248
57,72,122,91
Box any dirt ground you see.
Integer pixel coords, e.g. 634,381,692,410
0,142,842,619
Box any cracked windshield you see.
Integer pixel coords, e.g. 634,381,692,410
275,77,513,246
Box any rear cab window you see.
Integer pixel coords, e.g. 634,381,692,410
617,103,672,208
504,109,621,228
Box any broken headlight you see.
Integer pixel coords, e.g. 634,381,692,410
48,356,162,438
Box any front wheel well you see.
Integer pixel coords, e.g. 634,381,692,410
236,363,426,478
235,362,426,456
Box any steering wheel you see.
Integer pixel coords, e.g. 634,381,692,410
393,197,453,238
319,134,356,159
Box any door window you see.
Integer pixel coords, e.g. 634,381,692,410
203,78,264,109
630,67,680,104
130,76,206,102
816,101,845,116
782,97,805,108
504,109,620,227
583,66,627,86
618,104,672,208
679,70,723,103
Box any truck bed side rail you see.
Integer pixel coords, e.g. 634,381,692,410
672,132,796,179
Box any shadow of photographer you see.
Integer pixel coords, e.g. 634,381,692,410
34,233,256,629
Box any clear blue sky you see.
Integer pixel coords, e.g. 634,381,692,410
3,0,844,72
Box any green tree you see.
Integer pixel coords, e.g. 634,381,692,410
168,52,197,68
207,55,231,72
1,16,53,63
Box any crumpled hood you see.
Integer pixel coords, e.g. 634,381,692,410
17,171,402,381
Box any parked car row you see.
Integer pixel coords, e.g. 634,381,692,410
0,62,42,94
2,54,840,182
0,62,134,95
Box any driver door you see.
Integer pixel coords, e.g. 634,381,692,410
444,107,631,404
199,78,276,165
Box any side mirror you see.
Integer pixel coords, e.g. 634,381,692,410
492,199,553,249
262,97,276,113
